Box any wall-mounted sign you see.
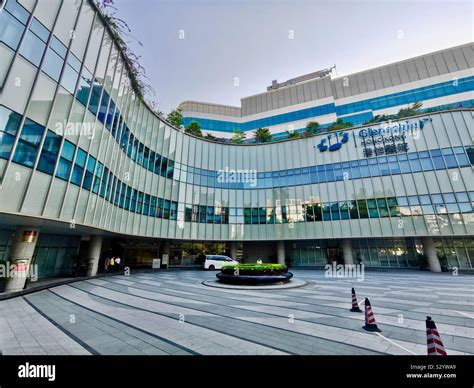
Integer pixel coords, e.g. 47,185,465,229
22,231,38,243
316,131,349,152
358,117,431,158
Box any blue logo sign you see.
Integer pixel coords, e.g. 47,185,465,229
316,131,349,152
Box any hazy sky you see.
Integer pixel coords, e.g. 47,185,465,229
112,0,473,114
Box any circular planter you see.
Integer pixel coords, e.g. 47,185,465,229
216,271,293,285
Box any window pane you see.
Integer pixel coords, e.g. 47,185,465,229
0,12,25,50
12,119,44,167
37,130,60,175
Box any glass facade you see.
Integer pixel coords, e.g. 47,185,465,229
0,0,472,274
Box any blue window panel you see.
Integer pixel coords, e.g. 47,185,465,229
29,18,49,42
49,36,67,58
42,48,64,82
83,155,96,190
421,157,433,171
150,196,157,217
61,65,78,94
0,11,24,50
12,118,44,167
76,67,93,106
19,24,46,66
71,148,87,186
56,140,75,180
409,159,422,172
92,161,102,194
88,83,102,115
0,106,21,159
459,202,473,213
455,153,470,167
98,91,109,123
444,154,457,168
0,131,17,159
5,1,29,24
37,130,60,175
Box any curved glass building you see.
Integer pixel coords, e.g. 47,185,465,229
0,0,473,290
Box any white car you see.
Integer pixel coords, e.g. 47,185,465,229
203,255,239,270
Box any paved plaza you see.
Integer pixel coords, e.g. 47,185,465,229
0,270,473,355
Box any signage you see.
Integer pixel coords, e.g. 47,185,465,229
22,231,38,243
316,131,349,152
358,117,431,158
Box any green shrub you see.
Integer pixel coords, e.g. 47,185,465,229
221,263,287,276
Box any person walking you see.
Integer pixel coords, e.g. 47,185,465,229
104,256,109,273
109,256,115,273
115,256,121,272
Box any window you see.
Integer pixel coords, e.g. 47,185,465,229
42,37,67,82
367,200,378,218
83,155,96,190
92,161,103,194
56,140,75,180
37,130,60,175
0,5,27,50
19,18,48,66
0,106,21,159
61,53,81,94
71,148,87,186
76,67,93,107
12,118,44,167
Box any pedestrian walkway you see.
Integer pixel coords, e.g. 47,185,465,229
0,270,472,355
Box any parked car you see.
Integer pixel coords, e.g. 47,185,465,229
203,255,239,270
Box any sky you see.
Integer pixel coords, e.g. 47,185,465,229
112,0,473,114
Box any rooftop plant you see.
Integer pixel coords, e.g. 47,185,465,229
95,0,160,115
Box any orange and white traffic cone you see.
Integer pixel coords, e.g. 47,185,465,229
362,297,381,332
426,316,447,355
350,287,362,312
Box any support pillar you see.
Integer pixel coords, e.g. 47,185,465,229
162,241,171,268
277,241,285,265
4,227,40,292
86,235,103,277
230,242,238,260
422,237,441,273
162,241,170,255
341,239,354,265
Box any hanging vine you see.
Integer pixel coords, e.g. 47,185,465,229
94,0,162,116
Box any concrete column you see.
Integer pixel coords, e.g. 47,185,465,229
86,236,103,277
422,237,441,273
229,242,238,260
341,239,354,265
162,241,171,255
161,241,171,268
4,227,40,292
277,241,285,265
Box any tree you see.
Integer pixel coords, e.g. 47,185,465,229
305,121,321,135
204,133,217,141
398,101,423,118
185,121,202,137
231,129,246,144
167,108,183,128
327,118,353,131
286,130,300,139
254,127,272,143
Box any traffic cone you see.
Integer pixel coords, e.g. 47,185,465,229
362,297,381,332
350,288,362,312
426,316,447,355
